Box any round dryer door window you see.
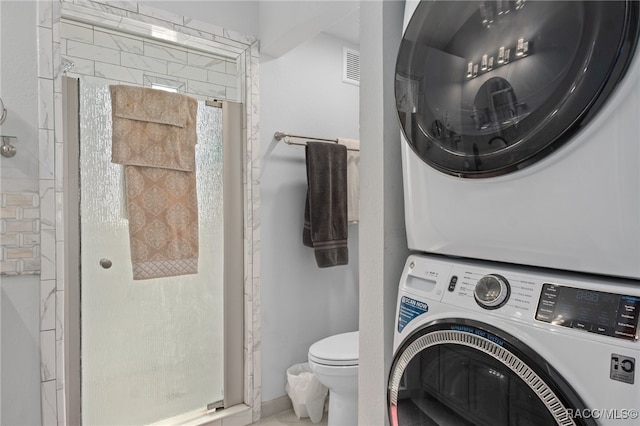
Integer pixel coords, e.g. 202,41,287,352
387,320,596,426
396,1,639,177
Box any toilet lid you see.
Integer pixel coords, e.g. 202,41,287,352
308,331,359,366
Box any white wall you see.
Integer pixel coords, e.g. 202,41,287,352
0,0,39,193
0,1,43,425
260,32,360,403
1,276,41,426
359,2,408,425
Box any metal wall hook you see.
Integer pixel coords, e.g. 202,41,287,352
0,97,6,125
61,57,75,74
1,136,17,158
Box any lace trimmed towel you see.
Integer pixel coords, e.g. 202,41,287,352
110,85,199,280
337,138,360,224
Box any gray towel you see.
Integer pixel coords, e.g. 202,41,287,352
303,142,349,268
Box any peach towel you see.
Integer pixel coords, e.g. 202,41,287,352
110,85,199,280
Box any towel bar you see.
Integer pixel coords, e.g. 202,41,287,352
275,131,359,151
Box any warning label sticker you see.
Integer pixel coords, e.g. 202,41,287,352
398,296,429,333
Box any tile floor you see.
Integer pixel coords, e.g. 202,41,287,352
250,409,328,426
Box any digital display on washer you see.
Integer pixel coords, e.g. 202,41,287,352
535,284,639,341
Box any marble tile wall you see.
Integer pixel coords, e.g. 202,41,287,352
35,3,60,424
60,19,240,100
36,1,261,424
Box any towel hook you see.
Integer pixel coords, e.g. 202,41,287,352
0,97,6,125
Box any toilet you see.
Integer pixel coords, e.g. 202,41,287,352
308,331,359,426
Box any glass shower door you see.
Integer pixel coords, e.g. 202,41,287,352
79,82,224,425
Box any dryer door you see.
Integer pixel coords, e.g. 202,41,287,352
387,319,595,426
396,0,639,177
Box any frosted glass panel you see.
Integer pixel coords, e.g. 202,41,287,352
80,82,224,425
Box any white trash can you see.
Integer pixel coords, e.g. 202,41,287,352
285,362,328,423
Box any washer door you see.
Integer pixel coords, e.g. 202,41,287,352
388,320,596,426
396,1,639,177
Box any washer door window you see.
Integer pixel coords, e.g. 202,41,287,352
388,320,595,426
396,1,639,177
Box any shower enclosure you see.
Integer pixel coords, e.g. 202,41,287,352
64,77,244,424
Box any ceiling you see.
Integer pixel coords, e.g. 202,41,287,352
259,1,360,58
322,7,360,46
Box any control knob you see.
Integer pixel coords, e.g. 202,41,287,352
474,274,510,309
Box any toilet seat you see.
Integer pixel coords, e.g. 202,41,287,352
308,331,359,366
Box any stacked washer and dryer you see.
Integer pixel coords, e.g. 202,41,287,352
388,1,640,425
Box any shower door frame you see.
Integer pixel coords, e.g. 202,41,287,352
63,76,245,424
41,2,261,424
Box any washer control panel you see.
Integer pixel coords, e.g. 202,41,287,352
535,283,640,341
399,255,640,342
418,260,540,318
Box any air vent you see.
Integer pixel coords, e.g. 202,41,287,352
342,47,360,86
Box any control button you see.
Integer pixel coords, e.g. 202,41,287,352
619,312,637,322
572,321,592,331
535,311,552,322
540,299,556,308
616,321,637,330
593,325,613,336
614,330,637,340
448,276,458,292
474,274,510,310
